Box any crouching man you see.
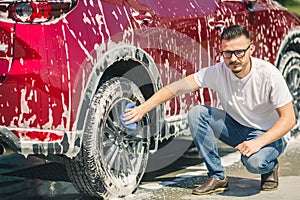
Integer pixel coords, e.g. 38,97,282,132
122,25,295,195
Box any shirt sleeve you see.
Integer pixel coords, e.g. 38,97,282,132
193,65,219,89
269,70,293,108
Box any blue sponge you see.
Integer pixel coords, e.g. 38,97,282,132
120,103,137,130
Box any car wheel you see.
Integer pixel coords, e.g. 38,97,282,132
278,50,300,135
65,77,150,198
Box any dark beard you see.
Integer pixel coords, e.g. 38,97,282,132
232,68,243,74
229,62,243,74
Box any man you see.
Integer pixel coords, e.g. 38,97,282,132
122,25,295,195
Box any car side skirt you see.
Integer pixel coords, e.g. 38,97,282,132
0,126,82,158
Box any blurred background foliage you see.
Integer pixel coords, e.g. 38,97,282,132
275,0,300,15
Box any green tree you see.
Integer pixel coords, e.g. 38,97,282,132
275,0,284,4
274,0,300,15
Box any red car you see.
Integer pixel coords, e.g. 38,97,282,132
0,0,299,198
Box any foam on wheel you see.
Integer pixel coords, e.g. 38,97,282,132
278,50,300,135
65,77,150,198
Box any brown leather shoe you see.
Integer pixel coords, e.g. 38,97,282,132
192,177,229,195
261,164,279,191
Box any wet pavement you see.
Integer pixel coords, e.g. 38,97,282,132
0,135,299,200
128,136,300,200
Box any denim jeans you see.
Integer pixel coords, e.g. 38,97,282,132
187,105,287,180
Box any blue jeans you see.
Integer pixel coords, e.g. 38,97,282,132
187,105,287,180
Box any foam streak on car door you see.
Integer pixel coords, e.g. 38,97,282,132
132,11,153,26
0,22,14,79
132,0,211,116
208,19,225,30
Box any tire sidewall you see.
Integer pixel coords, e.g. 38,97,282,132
278,50,300,134
83,77,149,197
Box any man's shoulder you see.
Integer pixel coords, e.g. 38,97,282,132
200,62,225,72
252,57,274,67
207,61,227,71
252,57,280,75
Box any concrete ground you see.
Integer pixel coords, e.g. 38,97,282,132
0,134,299,200
120,135,300,200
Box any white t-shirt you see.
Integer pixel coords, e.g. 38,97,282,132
194,57,292,130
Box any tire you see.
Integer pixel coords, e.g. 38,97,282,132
65,77,150,198
278,51,300,135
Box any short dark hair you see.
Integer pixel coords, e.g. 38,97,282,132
220,25,250,42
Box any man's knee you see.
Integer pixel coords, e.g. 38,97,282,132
188,105,208,138
241,155,275,174
188,105,209,121
241,139,286,174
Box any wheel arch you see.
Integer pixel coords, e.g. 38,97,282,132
275,29,300,136
75,45,165,152
275,29,300,69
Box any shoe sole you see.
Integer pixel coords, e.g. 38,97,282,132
261,186,278,191
192,187,229,195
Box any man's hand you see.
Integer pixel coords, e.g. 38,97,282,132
122,74,200,125
235,139,263,157
236,102,295,157
122,106,145,125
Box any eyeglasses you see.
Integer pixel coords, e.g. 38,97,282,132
220,44,252,59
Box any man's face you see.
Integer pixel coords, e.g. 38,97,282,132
221,35,254,78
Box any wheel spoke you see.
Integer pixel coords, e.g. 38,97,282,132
114,151,121,176
292,69,300,90
120,146,134,175
135,141,143,155
125,142,136,159
104,124,118,138
105,144,118,167
102,138,113,152
110,104,122,124
124,134,142,142
120,150,128,176
108,146,120,169
106,115,118,133
125,148,133,173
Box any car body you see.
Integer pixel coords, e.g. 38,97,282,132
0,0,299,198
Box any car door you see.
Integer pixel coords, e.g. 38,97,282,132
131,0,253,116
131,0,214,117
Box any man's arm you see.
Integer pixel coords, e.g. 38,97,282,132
122,74,199,124
236,101,296,157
